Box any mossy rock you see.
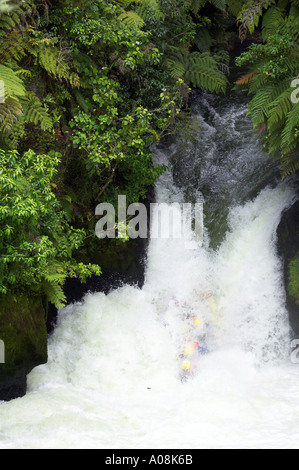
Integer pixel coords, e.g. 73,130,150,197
0,294,48,401
277,199,299,336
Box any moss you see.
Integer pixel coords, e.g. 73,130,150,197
289,253,299,306
0,294,48,399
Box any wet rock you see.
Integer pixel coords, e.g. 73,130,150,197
0,294,48,401
277,198,299,336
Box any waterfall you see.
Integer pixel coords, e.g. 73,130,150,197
0,92,298,449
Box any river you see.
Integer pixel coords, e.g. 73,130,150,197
0,91,298,449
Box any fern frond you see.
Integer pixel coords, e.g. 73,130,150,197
14,68,32,78
118,0,164,24
35,48,79,87
186,52,228,93
281,103,299,151
237,0,275,42
42,279,66,309
248,80,289,127
0,0,34,31
248,71,268,93
0,0,13,15
235,70,257,85
281,150,299,179
226,0,246,17
187,67,227,92
165,59,185,78
3,119,25,149
0,64,26,100
118,10,145,26
0,97,22,131
209,0,226,11
166,50,227,94
194,28,212,52
188,0,207,14
266,87,293,130
22,91,53,131
0,31,27,64
262,6,285,40
135,0,164,20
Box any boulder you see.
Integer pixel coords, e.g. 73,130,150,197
277,199,299,336
0,294,48,401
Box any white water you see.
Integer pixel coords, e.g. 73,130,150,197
0,94,298,449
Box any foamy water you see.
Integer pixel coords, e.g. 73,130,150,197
0,93,298,449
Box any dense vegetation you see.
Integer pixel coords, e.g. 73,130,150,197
0,0,298,309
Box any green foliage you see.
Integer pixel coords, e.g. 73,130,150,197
0,0,34,30
237,0,275,42
0,0,14,14
188,0,226,13
0,149,101,307
0,0,235,306
0,65,26,100
117,0,164,25
22,91,53,132
0,65,26,132
235,3,299,178
226,0,247,17
289,253,299,305
261,5,285,40
166,49,228,93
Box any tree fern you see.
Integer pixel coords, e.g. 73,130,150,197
42,279,67,309
281,149,299,178
226,0,247,17
186,52,228,92
194,28,212,52
281,103,299,152
0,65,25,132
3,118,25,149
188,0,206,14
0,64,26,100
166,50,228,93
0,31,28,64
235,70,257,85
237,0,275,42
266,87,293,130
188,0,226,13
0,97,22,131
34,47,79,87
0,0,13,14
209,0,226,11
118,10,145,26
117,0,164,25
165,58,186,78
247,80,290,127
262,6,285,40
135,0,164,20
22,91,53,131
0,0,34,31
248,71,268,93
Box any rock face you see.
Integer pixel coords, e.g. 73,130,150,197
0,294,48,401
277,199,299,337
